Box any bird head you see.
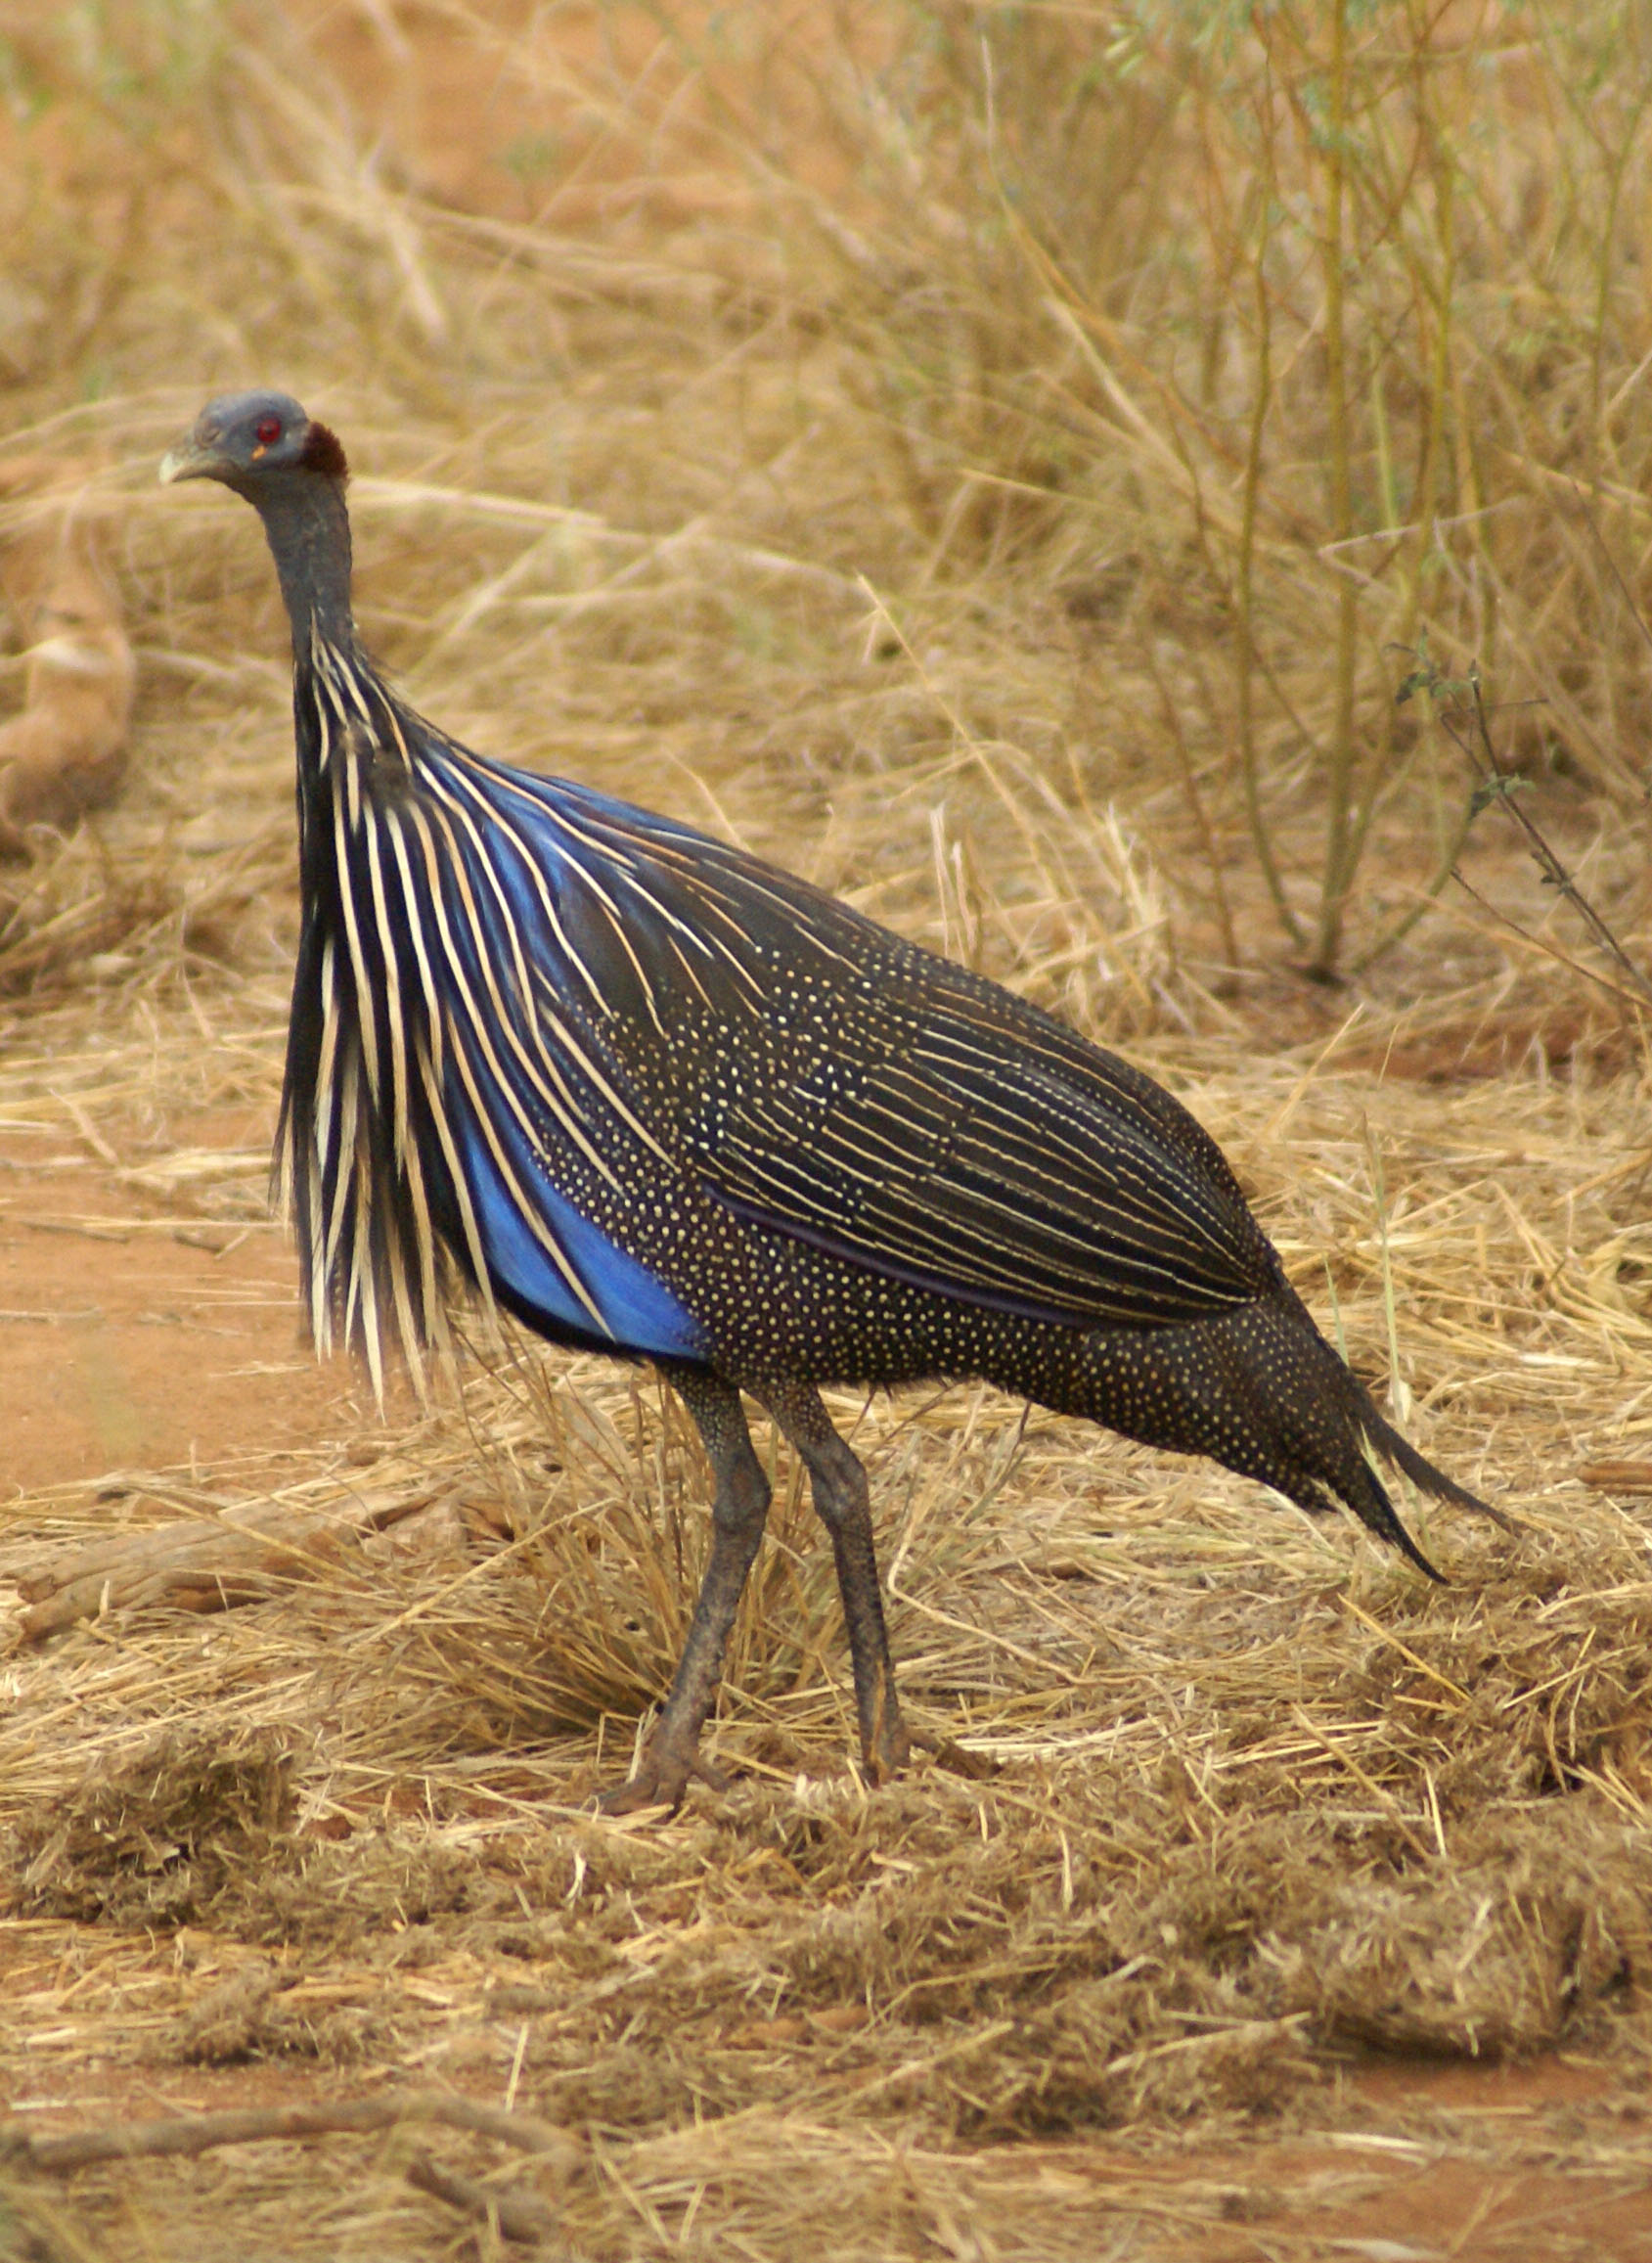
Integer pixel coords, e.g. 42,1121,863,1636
159,391,348,492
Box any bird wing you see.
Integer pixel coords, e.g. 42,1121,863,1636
526,793,1273,1332
693,974,1272,1330
392,750,1272,1335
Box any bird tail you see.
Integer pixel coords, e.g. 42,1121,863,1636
1068,1290,1500,1584
1351,1379,1510,1533
1253,1284,1506,1580
1319,1449,1443,1581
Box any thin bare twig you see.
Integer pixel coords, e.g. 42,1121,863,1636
406,2151,558,2245
8,2093,581,2177
1445,672,1652,1009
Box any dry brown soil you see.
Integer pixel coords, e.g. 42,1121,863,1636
0,1118,367,1494
5,1123,1650,2258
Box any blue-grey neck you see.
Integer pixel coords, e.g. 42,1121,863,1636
238,470,355,656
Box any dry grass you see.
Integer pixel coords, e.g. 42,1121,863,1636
2,2,1652,2256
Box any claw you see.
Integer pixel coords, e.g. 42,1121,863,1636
907,1726,996,1782
864,1715,912,1788
597,1733,731,1816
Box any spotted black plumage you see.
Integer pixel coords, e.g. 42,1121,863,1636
161,390,1498,1810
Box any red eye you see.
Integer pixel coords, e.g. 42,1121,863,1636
255,415,282,445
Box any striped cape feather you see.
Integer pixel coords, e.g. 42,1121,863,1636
279,624,1273,1392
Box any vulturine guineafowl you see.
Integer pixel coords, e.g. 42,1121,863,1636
161,390,1496,1810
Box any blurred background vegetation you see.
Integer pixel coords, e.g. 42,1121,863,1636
1,0,1647,1046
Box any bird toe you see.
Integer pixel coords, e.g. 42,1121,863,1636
597,1733,732,1816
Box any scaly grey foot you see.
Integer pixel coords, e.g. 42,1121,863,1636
597,1732,733,1816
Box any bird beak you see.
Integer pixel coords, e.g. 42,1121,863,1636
158,432,217,484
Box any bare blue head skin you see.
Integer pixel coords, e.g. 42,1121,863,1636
160,390,353,649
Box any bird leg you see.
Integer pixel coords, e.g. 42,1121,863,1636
759,1380,911,1785
601,1367,772,1815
